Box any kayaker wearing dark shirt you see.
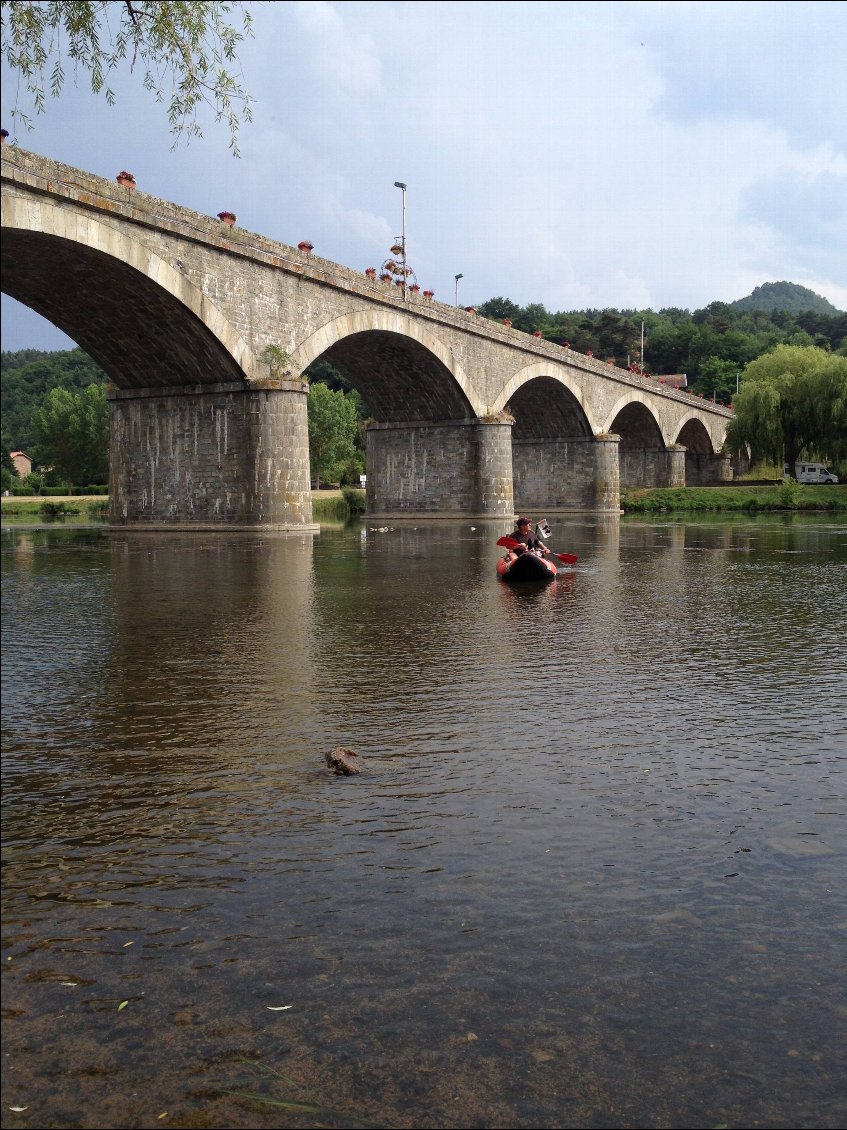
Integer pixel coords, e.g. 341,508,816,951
510,517,554,558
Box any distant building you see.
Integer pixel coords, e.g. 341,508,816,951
10,451,32,478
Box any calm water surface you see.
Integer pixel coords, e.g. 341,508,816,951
2,515,846,1130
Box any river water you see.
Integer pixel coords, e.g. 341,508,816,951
1,514,845,1130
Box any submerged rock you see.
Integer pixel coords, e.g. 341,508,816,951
325,747,362,775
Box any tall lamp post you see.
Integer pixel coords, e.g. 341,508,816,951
393,181,407,296
454,273,463,307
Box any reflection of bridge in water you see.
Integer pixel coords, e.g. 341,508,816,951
2,147,732,528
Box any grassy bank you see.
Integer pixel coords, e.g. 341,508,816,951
5,485,840,521
2,489,367,523
312,488,366,521
621,483,847,513
1,495,110,520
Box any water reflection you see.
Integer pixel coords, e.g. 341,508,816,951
1,515,846,1130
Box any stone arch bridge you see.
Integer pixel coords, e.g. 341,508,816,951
2,148,732,527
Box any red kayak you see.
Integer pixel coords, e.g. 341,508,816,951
496,549,558,583
495,524,577,583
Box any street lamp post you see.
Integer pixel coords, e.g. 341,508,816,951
393,181,407,297
454,273,463,307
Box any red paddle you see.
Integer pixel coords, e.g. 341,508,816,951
496,536,578,565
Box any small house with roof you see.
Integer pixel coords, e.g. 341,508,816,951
10,451,32,478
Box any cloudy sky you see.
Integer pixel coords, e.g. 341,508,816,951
2,0,846,351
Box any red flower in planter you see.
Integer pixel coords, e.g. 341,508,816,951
365,267,377,277
380,272,392,282
116,171,136,186
561,341,570,349
297,240,314,252
586,349,594,357
217,211,237,225
423,289,435,299
465,306,476,313
409,283,421,293
503,318,511,327
534,330,542,337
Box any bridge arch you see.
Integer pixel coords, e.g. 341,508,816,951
291,310,482,421
605,395,676,490
675,414,716,455
675,413,730,486
495,364,613,513
1,195,255,388
602,391,665,443
492,361,599,433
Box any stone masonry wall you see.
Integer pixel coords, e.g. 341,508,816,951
513,437,601,511
366,421,513,516
108,381,312,527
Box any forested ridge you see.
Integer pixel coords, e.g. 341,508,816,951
473,282,845,404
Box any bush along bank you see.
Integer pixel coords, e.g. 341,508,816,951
621,484,847,513
1,497,110,520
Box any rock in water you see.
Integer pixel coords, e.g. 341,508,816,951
325,747,362,775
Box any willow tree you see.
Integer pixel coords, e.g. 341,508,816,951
727,345,847,469
1,0,254,153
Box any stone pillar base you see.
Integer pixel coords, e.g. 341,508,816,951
107,379,313,526
666,444,687,486
367,418,513,515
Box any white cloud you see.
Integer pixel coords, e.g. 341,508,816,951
2,0,845,350
293,1,383,96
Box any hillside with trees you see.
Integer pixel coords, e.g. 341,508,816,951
474,288,846,404
730,282,842,316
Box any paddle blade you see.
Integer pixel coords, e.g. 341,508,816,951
496,536,521,548
555,552,579,564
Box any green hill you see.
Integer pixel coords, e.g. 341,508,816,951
730,282,842,316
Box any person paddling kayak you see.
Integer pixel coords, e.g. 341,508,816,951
508,516,555,560
496,517,559,581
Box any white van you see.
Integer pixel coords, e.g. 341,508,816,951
785,462,839,484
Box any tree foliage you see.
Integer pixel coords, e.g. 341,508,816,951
307,380,363,489
32,382,109,487
1,347,106,454
1,0,254,153
726,345,847,469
